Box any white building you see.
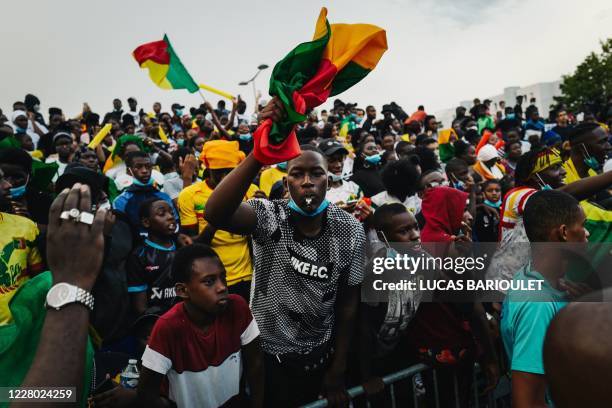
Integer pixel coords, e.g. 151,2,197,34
436,80,562,128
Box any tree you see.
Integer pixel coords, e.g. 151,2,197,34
555,38,612,119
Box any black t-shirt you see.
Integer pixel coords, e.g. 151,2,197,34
473,207,500,242
127,239,177,312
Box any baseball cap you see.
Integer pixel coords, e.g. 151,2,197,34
171,103,185,110
318,138,349,156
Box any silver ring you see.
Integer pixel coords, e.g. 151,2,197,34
68,208,81,219
77,212,95,225
60,211,70,220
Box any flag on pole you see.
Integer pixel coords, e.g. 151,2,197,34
253,7,387,164
132,35,199,93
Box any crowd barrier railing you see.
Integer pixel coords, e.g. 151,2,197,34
301,362,511,408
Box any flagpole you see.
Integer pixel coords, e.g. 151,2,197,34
197,89,207,104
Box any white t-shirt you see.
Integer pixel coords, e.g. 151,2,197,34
326,180,362,204
371,191,422,214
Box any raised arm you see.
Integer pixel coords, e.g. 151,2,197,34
225,98,238,131
19,184,107,406
559,170,612,201
204,102,232,140
204,98,285,235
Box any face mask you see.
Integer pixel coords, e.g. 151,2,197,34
15,126,27,134
365,153,382,165
506,113,516,120
132,177,153,187
288,197,330,217
484,199,502,209
467,125,478,131
355,116,363,124
177,139,185,147
176,109,184,117
33,104,40,112
582,144,601,171
9,184,27,198
277,161,288,171
328,172,343,183
239,133,252,141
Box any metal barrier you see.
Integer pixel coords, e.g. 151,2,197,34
301,363,510,408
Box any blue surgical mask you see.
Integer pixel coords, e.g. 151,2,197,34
277,161,288,171
365,153,382,165
506,113,516,120
176,109,183,117
288,198,330,217
15,126,27,134
177,139,185,147
484,199,502,209
9,184,27,198
239,133,252,141
582,143,601,170
328,172,343,183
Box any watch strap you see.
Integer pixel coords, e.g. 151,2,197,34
75,287,95,311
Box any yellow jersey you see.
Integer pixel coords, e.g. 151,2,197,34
177,181,258,286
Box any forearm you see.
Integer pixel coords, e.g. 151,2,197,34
95,144,106,164
31,120,45,137
195,224,216,245
471,305,497,365
154,148,173,163
226,108,237,131
245,353,264,408
205,154,261,226
559,170,612,201
20,304,90,404
330,286,359,372
210,111,231,139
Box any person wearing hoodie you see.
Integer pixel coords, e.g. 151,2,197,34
473,144,506,181
407,186,500,408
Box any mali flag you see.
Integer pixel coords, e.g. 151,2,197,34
253,8,387,164
132,35,199,93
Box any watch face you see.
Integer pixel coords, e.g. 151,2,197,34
47,283,75,308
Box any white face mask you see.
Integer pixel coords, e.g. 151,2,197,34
33,104,40,112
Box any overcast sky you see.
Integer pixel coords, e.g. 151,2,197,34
2,0,611,119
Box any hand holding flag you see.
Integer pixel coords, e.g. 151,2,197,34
252,7,387,165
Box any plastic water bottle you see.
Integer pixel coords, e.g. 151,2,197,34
120,359,140,389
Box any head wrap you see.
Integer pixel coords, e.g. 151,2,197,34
11,110,27,124
111,134,147,159
201,140,245,169
477,144,499,162
529,148,562,178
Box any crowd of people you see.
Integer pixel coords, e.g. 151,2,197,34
1,91,611,408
